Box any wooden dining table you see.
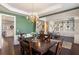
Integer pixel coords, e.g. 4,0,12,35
23,38,58,55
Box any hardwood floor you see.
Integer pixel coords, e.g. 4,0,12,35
14,45,21,55
0,43,79,55
1,37,15,55
13,44,79,55
71,43,79,55
0,36,79,55
0,49,1,55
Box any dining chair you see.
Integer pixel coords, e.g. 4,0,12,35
43,42,62,55
38,33,45,42
19,40,32,55
44,33,52,42
50,42,62,55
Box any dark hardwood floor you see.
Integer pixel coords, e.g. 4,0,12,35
14,45,21,55
0,36,79,55
71,43,79,55
13,43,79,55
1,37,15,55
0,49,1,55
0,43,79,55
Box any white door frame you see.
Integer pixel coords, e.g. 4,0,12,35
0,13,16,48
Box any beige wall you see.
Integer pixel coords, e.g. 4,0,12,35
0,15,3,49
74,18,79,44
46,9,79,21
45,9,79,44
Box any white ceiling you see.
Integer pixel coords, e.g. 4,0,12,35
0,5,10,13
0,4,27,16
38,3,79,16
0,3,79,16
8,3,56,13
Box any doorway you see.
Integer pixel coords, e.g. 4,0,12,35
0,14,16,55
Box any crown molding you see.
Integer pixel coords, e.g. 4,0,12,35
40,7,79,18
0,3,38,16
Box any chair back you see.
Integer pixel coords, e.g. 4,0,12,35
38,33,45,42
20,40,32,55
55,42,62,55
44,33,52,42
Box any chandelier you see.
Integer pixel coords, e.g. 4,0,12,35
26,3,39,23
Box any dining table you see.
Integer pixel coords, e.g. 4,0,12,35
23,38,59,55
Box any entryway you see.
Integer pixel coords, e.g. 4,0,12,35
0,14,16,55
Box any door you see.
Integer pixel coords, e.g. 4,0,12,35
1,14,16,55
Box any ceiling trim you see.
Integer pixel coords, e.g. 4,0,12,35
39,7,79,18
1,3,78,17
0,4,63,16
0,3,38,16
38,4,63,15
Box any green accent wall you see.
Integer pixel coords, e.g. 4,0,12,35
16,15,34,34
0,11,34,34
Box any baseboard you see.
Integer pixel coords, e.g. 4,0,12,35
0,48,1,55
0,46,1,49
0,48,1,50
74,42,79,44
14,44,20,47
61,36,74,38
